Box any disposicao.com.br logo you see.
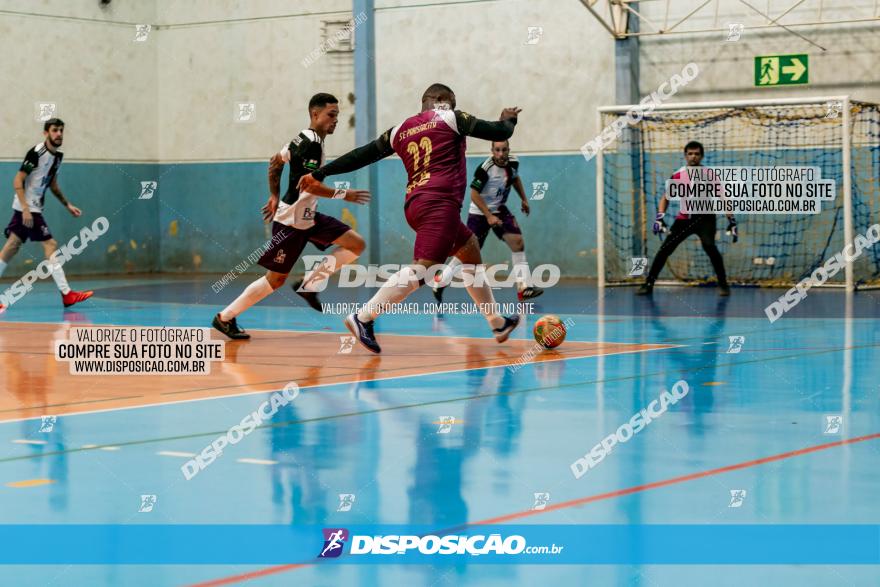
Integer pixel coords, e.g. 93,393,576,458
317,528,563,558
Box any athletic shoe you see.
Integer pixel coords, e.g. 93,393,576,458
635,283,653,296
62,290,93,308
430,273,446,304
212,313,251,340
493,314,521,343
344,313,381,354
517,286,544,301
0,303,5,313
719,284,731,297
292,281,323,312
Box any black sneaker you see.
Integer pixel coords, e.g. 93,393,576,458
344,313,381,354
518,286,544,301
719,284,731,297
212,313,251,340
292,280,323,312
493,314,521,343
635,283,654,296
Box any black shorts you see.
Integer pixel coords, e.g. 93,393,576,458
466,205,522,248
4,211,52,242
257,212,350,274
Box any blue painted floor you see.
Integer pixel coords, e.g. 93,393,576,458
0,275,878,586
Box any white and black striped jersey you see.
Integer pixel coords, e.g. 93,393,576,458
12,142,63,213
468,156,519,215
273,129,325,229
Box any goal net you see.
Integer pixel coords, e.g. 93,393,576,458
596,97,880,289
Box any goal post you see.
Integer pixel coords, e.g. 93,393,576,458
595,96,880,290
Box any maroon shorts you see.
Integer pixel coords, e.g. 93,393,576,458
467,205,522,248
257,212,350,274
404,195,473,262
5,211,52,242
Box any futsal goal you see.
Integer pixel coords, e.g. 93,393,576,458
595,96,880,290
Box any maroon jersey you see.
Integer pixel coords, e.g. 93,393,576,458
390,109,469,206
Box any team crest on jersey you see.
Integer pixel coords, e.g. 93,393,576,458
274,250,286,264
302,208,314,220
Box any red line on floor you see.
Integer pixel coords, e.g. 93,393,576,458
185,564,307,587
185,431,880,586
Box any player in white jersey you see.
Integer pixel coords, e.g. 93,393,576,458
0,119,93,311
212,93,370,339
433,140,543,302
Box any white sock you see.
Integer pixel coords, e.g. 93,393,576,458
300,247,358,293
0,259,7,278
219,276,274,321
49,262,71,295
461,264,504,330
357,266,421,322
434,257,462,289
511,251,531,290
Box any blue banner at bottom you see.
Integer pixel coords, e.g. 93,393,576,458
0,525,876,565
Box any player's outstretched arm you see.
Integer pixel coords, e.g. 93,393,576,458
726,217,738,243
512,176,529,215
297,176,371,205
308,129,395,182
12,171,33,227
457,108,520,141
653,191,670,235
470,188,500,226
267,153,285,198
49,178,81,217
263,153,286,223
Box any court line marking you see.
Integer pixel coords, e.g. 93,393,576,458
0,342,872,465
236,458,277,466
0,340,674,424
184,431,880,587
156,451,196,458
0,318,612,344
0,394,146,416
81,444,121,451
5,478,56,489
11,439,47,445
0,330,868,430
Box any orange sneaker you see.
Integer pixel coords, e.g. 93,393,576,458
62,290,94,308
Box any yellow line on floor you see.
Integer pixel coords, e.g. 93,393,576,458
6,478,55,488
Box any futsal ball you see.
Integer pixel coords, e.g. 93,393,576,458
533,315,566,349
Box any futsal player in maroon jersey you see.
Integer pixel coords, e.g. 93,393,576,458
298,83,521,353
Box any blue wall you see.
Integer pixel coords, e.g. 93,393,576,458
0,161,159,277
0,154,597,279
372,154,596,275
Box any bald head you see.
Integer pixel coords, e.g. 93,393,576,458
421,83,456,111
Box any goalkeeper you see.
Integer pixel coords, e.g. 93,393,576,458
636,141,736,296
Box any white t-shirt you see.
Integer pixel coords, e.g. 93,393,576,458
12,142,63,213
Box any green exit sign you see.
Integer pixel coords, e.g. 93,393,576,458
755,54,808,86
